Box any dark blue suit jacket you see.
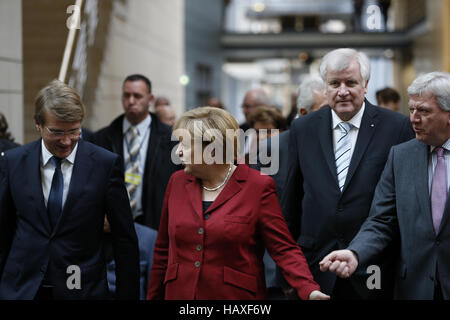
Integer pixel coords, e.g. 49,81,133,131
0,139,140,299
281,101,415,298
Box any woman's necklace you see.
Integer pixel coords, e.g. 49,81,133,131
202,164,233,192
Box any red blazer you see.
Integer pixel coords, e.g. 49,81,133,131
147,164,320,300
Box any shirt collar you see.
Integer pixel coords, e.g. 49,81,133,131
331,102,365,130
123,114,151,136
429,138,450,154
41,139,78,166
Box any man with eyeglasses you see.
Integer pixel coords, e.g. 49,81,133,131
0,80,139,300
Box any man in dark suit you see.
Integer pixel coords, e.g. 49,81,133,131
0,80,139,300
320,72,450,300
281,48,415,299
94,74,179,231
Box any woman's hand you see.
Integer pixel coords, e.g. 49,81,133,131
308,290,330,300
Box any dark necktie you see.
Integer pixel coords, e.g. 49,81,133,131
48,156,64,230
431,147,447,234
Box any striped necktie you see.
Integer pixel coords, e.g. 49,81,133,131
125,126,140,217
335,122,352,191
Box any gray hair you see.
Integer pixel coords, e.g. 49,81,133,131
319,48,371,84
407,72,450,111
297,75,326,113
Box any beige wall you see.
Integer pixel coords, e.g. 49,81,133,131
393,0,449,113
413,0,445,74
0,0,23,143
88,0,185,131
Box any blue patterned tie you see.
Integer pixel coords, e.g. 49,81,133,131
48,156,64,229
335,122,352,191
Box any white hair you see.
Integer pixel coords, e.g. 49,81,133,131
297,75,326,113
319,48,371,84
407,72,450,112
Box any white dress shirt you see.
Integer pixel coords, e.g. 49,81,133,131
40,140,78,209
331,102,366,162
428,138,450,194
123,114,151,218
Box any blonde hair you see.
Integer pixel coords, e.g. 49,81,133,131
174,107,240,162
34,80,85,125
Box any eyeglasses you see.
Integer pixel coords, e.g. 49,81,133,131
45,126,81,138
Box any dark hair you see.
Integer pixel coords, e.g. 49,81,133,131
248,105,286,131
376,87,400,105
124,74,152,93
0,112,15,141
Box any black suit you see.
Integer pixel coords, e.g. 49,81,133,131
281,101,415,298
93,113,180,230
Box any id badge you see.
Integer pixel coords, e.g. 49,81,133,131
125,172,141,185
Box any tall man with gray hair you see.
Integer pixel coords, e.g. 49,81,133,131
281,48,415,299
320,72,450,300
0,80,139,299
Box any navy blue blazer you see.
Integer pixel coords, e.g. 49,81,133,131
281,101,415,298
0,139,140,299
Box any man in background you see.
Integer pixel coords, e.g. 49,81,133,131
376,87,401,112
94,74,179,231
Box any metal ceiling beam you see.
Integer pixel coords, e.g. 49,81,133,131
221,21,428,60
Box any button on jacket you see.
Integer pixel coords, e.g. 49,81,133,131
147,164,320,300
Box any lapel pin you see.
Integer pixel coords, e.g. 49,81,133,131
370,124,374,128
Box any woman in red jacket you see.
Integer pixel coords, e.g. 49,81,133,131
147,107,329,300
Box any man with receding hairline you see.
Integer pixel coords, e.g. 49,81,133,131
240,88,270,131
282,48,415,299
94,74,179,231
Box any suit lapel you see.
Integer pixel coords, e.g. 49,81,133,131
27,140,52,234
55,140,94,233
184,165,246,218
413,141,435,236
205,165,245,213
185,176,203,219
342,101,378,193
318,108,339,187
